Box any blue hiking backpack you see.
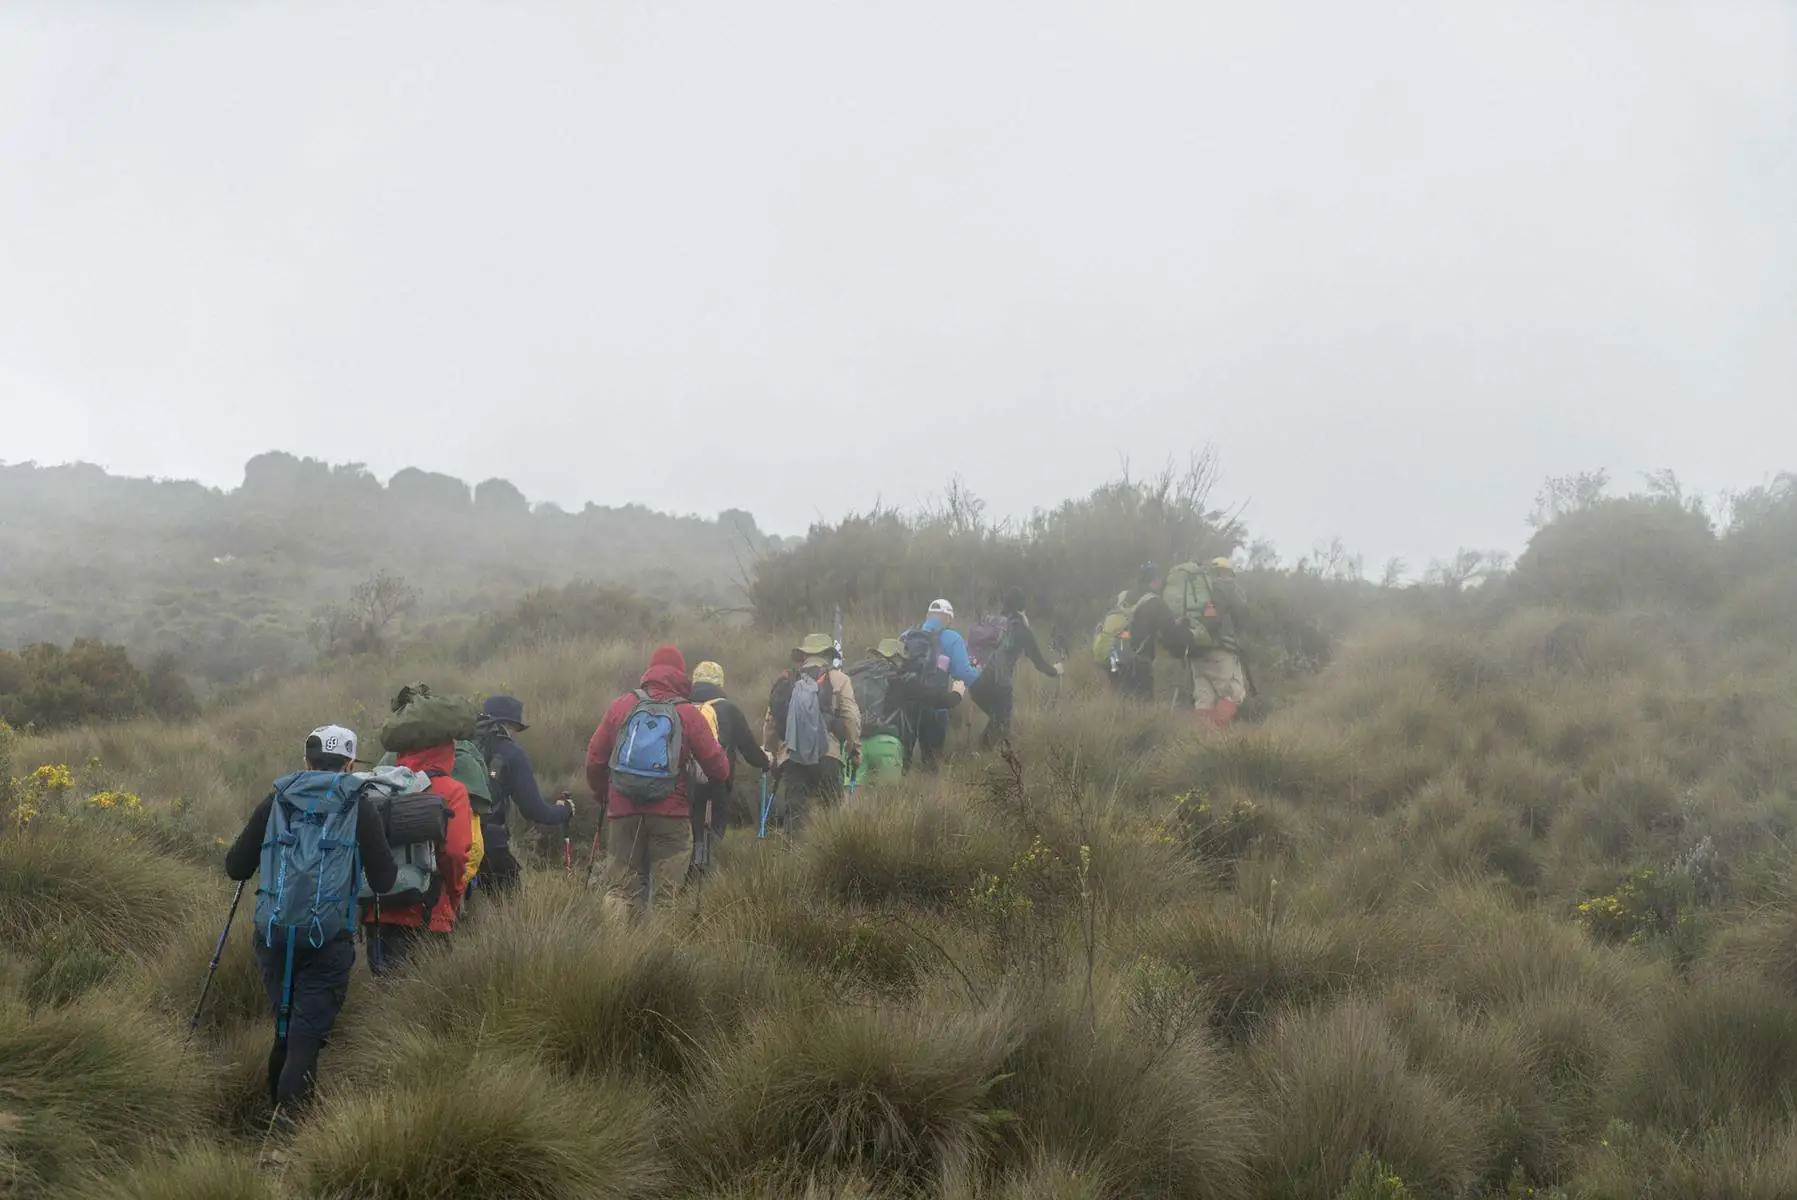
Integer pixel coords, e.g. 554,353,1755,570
253,770,363,1039
609,690,685,802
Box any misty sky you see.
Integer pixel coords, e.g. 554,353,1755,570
2,1,1792,571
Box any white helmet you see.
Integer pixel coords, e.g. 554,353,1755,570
927,598,955,619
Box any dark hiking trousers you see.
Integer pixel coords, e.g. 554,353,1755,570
917,710,949,768
476,839,523,898
976,683,1015,749
775,760,844,836
365,924,441,978
256,934,354,1125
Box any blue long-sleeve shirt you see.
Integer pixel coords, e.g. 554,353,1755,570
922,617,981,685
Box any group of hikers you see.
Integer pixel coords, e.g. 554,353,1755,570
218,557,1251,1137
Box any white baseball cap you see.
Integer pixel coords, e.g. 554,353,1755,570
306,724,359,763
927,598,955,619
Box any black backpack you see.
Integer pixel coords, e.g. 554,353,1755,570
897,628,956,709
847,658,900,737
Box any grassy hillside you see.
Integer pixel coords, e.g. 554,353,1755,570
5,474,1797,1197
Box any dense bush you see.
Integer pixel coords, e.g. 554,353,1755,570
750,456,1242,633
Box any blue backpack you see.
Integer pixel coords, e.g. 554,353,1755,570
609,690,685,802
253,770,362,1038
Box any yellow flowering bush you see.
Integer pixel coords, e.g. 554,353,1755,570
1576,868,1678,945
87,791,143,812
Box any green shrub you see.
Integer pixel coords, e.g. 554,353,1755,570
1512,497,1719,613
289,1049,663,1200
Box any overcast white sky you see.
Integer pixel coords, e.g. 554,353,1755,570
2,1,1792,569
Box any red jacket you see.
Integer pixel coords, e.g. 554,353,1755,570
585,662,729,819
362,742,472,934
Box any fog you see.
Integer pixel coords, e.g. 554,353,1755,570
1,0,1792,569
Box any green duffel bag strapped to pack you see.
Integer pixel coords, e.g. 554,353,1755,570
379,682,478,752
376,683,492,814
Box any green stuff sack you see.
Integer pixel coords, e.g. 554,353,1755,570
374,739,493,815
379,688,478,754
1162,562,1221,650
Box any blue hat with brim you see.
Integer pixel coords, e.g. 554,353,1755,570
481,694,528,730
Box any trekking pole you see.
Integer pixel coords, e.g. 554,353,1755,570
584,824,605,889
187,880,246,1042
758,770,773,839
559,790,574,880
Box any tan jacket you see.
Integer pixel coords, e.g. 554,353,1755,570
763,656,861,766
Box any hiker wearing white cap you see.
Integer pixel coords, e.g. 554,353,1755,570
911,600,979,768
223,725,398,1133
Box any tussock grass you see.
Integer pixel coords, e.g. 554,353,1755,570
1254,999,1485,1200
64,1144,272,1200
800,790,1017,908
342,884,776,1082
1621,974,1797,1133
16,565,1797,1196
0,993,210,1197
996,982,1259,1199
136,907,267,1037
290,1048,663,1200
0,822,203,958
682,997,1020,1189
1132,903,1394,1039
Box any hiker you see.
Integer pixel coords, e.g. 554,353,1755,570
473,694,574,897
360,736,474,975
223,725,397,1132
1093,566,1158,694
846,638,912,783
762,632,861,832
1185,557,1252,727
1117,562,1200,703
967,586,1063,748
912,599,980,767
584,644,729,911
688,660,771,850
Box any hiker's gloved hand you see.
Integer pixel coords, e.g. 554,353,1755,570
1051,663,1065,677
558,792,576,821
951,680,967,698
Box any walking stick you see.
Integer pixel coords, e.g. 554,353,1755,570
187,880,246,1042
758,770,774,839
559,790,574,880
584,824,605,889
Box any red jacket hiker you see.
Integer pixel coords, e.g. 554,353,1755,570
362,741,473,934
585,648,730,820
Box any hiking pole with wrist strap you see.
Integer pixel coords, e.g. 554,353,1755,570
187,880,247,1043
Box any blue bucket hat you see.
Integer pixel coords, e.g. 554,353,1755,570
481,694,529,730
